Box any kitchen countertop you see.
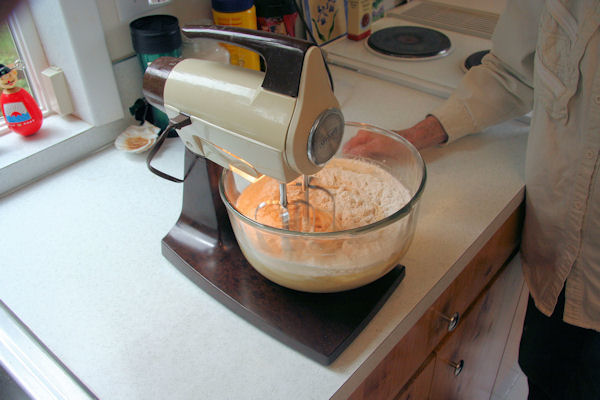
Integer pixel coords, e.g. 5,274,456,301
0,66,528,400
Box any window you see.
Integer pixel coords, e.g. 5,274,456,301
0,11,50,135
0,0,128,196
0,22,33,100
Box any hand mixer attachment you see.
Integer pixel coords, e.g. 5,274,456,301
254,176,336,232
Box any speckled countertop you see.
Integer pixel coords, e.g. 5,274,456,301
0,66,527,400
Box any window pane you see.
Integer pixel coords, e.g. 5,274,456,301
0,22,32,96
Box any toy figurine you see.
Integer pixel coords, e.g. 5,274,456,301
0,63,42,136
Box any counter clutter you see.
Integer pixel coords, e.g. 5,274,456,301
0,66,527,399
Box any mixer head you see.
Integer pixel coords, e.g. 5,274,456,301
143,26,345,233
143,25,345,184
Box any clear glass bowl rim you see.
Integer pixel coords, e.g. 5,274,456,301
218,121,427,238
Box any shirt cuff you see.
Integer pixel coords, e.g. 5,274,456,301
429,96,480,144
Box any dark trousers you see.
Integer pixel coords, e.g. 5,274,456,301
518,288,600,400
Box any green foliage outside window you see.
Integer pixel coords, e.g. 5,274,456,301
0,22,32,93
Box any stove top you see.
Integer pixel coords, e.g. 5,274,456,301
323,0,499,98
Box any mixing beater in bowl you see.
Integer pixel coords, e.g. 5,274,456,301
237,157,409,233
251,175,337,232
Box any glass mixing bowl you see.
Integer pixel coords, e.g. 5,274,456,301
219,122,426,293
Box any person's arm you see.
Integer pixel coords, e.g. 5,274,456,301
343,116,447,158
399,0,544,149
344,0,544,154
395,115,448,149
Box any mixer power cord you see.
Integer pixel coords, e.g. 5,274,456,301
146,113,192,183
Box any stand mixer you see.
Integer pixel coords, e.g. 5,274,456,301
142,26,408,365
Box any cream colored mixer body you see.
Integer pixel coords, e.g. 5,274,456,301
144,25,344,184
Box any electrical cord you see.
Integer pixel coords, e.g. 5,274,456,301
146,113,192,183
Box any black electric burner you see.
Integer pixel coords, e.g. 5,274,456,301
367,26,451,58
464,50,490,70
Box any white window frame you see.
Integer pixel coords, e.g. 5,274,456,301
0,0,128,196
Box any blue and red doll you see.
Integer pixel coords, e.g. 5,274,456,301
0,63,42,136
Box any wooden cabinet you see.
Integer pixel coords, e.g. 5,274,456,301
349,204,525,400
428,254,523,400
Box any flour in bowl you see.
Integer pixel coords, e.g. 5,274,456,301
236,157,411,231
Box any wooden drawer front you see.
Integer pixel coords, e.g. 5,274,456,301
429,252,524,400
395,355,435,400
349,204,524,400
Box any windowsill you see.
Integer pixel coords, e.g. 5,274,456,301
0,114,91,170
0,114,128,197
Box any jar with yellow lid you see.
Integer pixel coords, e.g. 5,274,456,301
212,0,261,70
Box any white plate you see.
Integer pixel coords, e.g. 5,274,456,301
114,122,160,153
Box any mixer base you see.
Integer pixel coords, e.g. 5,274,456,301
162,149,406,365
162,230,405,365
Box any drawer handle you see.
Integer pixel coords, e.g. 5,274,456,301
448,359,464,376
440,311,460,332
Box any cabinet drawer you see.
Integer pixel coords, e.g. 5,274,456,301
349,204,524,400
395,355,435,400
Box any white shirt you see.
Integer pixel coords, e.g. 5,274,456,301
431,0,600,331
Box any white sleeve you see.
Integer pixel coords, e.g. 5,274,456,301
430,0,544,143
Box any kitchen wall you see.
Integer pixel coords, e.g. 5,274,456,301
98,0,408,119
95,0,212,122
97,0,212,63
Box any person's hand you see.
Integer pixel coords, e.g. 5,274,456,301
395,115,449,149
342,128,407,158
343,116,449,158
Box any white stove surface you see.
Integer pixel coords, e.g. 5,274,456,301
323,0,500,98
428,0,506,15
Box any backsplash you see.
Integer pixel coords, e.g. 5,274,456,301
373,0,407,20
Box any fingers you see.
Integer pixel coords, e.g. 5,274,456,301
343,137,389,158
342,130,376,153
342,129,413,158
343,143,368,157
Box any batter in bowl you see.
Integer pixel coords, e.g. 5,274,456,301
236,157,410,232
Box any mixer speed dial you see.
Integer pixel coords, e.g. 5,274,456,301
307,108,345,167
